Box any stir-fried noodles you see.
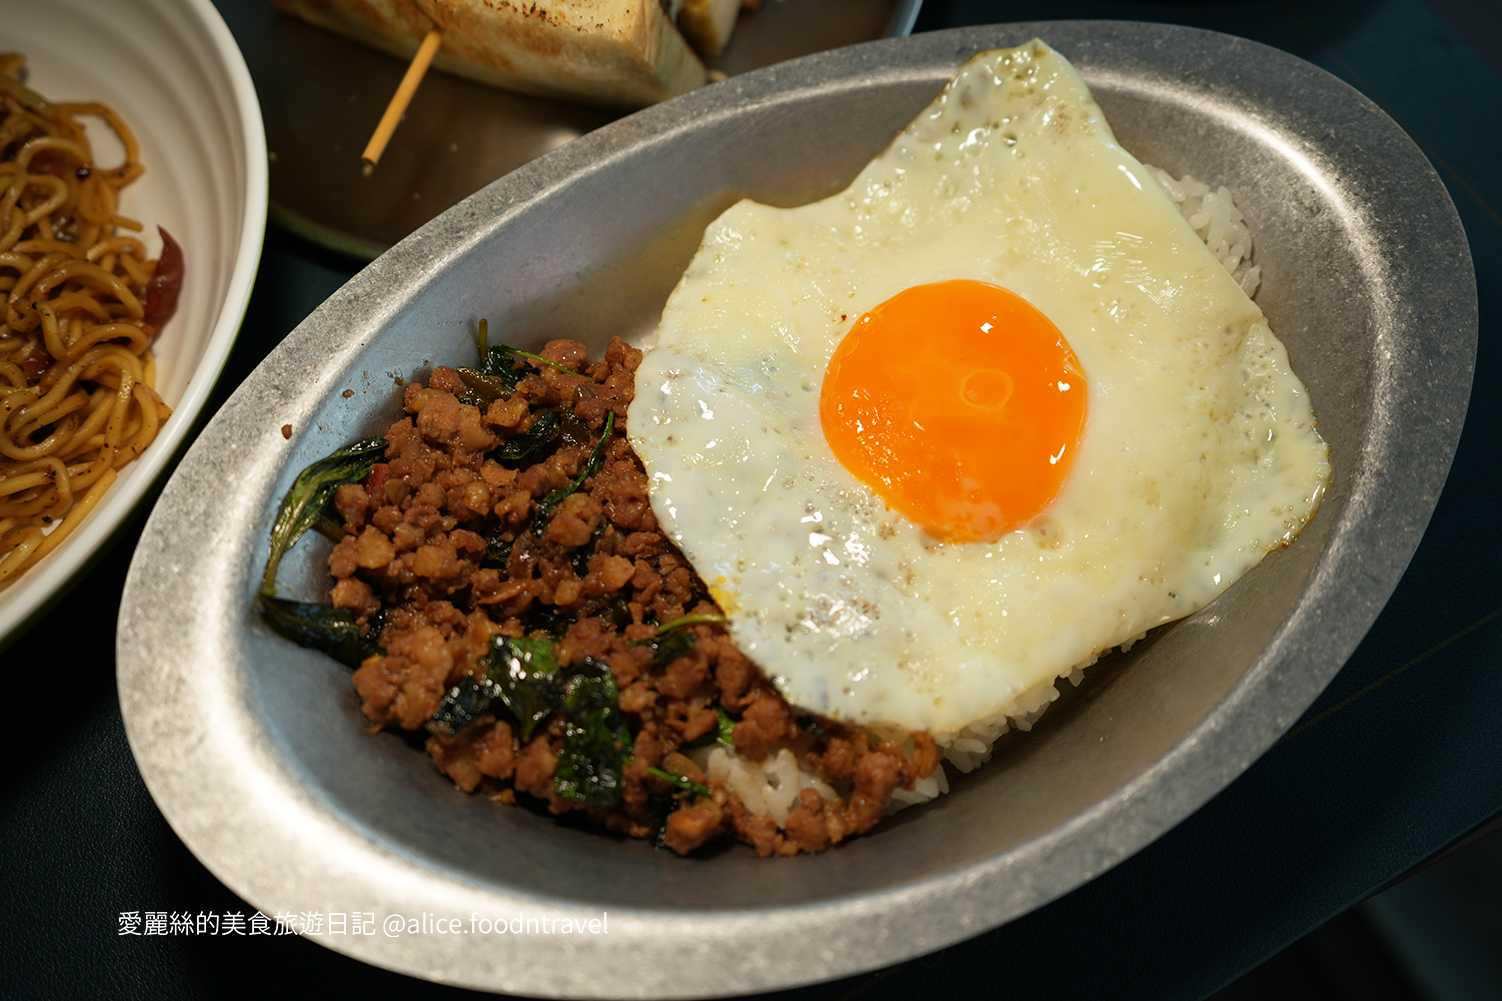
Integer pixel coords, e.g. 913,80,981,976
0,54,179,586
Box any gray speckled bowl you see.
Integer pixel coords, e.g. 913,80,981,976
117,21,1475,998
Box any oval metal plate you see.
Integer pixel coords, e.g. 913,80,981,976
118,21,1475,998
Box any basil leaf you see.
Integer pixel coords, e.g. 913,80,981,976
552,659,630,808
256,438,387,666
646,766,711,800
456,342,571,405
430,675,504,736
453,344,561,405
490,635,563,742
486,343,573,377
260,436,387,595
637,628,696,671
631,613,722,671
432,633,634,806
473,318,575,380
523,606,573,639
713,706,735,745
492,408,563,464
531,410,614,536
455,366,520,407
433,634,561,738
258,595,369,668
609,599,634,630
482,528,514,570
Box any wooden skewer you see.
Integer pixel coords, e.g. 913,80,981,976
362,27,443,173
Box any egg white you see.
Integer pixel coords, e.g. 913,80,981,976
629,41,1330,734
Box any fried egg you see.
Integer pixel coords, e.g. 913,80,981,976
629,41,1330,735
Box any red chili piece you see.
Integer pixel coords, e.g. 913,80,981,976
142,225,184,335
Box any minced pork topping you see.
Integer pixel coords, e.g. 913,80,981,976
316,336,936,856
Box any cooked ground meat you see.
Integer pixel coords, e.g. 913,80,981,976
328,336,936,856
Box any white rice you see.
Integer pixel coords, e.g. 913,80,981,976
1146,166,1261,297
705,170,1257,830
686,745,838,827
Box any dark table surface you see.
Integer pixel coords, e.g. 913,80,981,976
4,0,1498,998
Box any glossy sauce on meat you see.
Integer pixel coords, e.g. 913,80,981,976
326,337,936,856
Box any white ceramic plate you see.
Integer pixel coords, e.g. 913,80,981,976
0,0,266,645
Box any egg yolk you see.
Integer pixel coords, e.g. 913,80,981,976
819,280,1088,542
